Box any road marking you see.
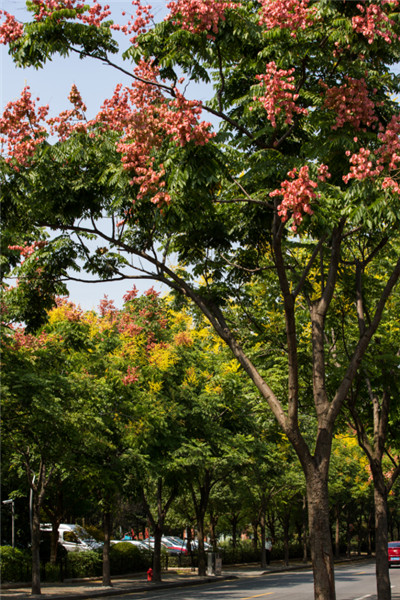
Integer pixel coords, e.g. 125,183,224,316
240,594,274,599
353,595,371,600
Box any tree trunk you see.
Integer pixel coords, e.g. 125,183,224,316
346,511,352,559
334,504,340,559
231,514,238,549
252,520,258,551
102,510,112,587
197,519,207,576
141,479,177,583
374,483,391,600
306,471,336,600
260,510,267,569
209,510,219,551
152,525,163,583
190,475,210,577
367,510,373,556
31,495,42,595
282,511,290,567
50,525,59,564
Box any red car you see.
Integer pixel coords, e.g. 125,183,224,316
388,541,400,567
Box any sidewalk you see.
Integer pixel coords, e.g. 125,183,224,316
0,561,306,599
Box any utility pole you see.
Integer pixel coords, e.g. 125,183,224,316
2,499,15,548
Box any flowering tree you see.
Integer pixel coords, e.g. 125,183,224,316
2,2,400,598
0,322,85,594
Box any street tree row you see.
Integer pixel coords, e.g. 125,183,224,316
2,291,400,594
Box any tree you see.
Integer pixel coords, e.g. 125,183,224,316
2,2,400,598
0,325,81,594
347,331,400,599
329,433,372,559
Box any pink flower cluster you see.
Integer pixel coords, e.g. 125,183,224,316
110,1,153,45
55,297,83,321
0,10,24,44
8,241,48,264
376,114,400,169
0,87,49,168
270,165,329,231
98,295,117,317
123,286,139,303
30,0,111,26
0,62,214,207
322,77,378,131
344,115,400,188
8,326,50,350
352,1,400,45
47,84,87,140
92,60,214,207
122,365,139,385
343,146,381,183
255,62,307,128
166,0,237,37
258,0,317,36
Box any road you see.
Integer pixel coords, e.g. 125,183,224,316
89,561,400,600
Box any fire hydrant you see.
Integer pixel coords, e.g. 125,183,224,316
147,568,153,582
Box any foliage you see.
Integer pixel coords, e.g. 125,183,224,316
65,550,102,579
0,546,31,583
109,543,153,575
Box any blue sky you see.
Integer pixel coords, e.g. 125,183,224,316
1,1,198,310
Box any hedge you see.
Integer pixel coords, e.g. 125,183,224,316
109,542,153,575
0,546,31,583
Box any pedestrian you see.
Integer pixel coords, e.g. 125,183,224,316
265,537,272,565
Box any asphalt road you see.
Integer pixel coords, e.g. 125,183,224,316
88,561,400,600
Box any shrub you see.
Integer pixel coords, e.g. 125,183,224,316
109,542,153,575
0,546,31,583
65,550,102,579
218,540,259,564
44,562,61,582
167,553,198,568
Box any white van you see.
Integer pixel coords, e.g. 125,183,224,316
40,523,103,552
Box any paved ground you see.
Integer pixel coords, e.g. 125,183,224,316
0,562,305,599
2,559,399,600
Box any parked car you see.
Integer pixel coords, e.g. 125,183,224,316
40,524,103,553
191,539,212,551
140,537,186,555
110,539,150,551
388,541,400,567
161,536,188,555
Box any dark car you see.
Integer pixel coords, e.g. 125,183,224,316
388,541,400,567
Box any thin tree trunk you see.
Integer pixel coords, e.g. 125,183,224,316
252,520,258,551
346,510,352,559
31,495,42,595
141,478,177,583
190,474,210,577
260,509,267,569
335,504,340,559
153,525,163,583
197,519,206,576
50,526,59,565
282,511,290,567
102,510,112,587
374,483,391,600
